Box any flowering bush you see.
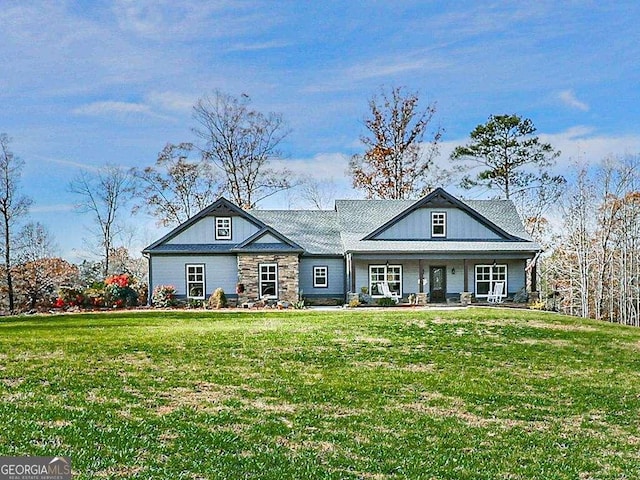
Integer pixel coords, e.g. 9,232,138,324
57,286,85,307
105,274,133,288
104,283,138,308
151,285,177,308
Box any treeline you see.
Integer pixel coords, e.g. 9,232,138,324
543,157,640,326
2,87,639,324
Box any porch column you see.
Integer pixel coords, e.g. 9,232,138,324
349,253,356,292
531,258,537,292
418,259,424,293
463,259,469,292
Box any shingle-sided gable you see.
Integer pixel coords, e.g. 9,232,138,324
232,226,304,253
362,188,527,242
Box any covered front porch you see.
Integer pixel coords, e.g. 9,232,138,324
346,253,536,304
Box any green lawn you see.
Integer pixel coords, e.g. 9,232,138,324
1,308,640,479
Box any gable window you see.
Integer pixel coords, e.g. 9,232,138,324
431,212,446,237
186,264,205,299
259,263,278,299
475,264,507,297
369,265,402,297
215,217,232,240
313,266,328,288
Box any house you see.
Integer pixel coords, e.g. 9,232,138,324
142,188,540,305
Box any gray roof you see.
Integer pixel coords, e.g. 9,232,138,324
334,195,538,254
463,199,532,241
251,210,343,256
146,189,539,257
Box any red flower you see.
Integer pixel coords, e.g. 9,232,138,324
54,298,65,308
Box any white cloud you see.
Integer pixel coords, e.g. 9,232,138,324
73,101,152,116
30,204,76,213
558,90,589,111
147,91,197,113
273,153,351,180
226,40,291,52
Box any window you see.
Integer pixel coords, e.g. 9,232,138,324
431,212,446,237
215,217,232,240
313,266,328,288
475,264,507,297
186,264,205,299
369,265,402,297
259,263,278,299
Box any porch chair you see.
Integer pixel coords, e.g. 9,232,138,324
487,282,505,304
378,282,401,304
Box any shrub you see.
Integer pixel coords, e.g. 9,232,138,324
377,297,396,307
348,298,361,308
208,288,227,309
83,287,105,308
58,286,85,307
105,284,138,308
152,285,177,308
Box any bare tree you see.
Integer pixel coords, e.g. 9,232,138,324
133,142,222,226
15,222,57,263
192,91,292,208
69,165,135,277
0,134,32,313
349,86,443,199
299,178,339,209
559,167,596,318
550,155,640,325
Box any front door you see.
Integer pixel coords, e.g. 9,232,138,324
430,266,447,303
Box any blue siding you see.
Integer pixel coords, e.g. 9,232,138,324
166,216,259,245
375,208,501,240
151,255,238,297
299,257,344,296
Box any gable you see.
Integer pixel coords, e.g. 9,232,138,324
373,207,502,240
166,215,260,245
363,188,525,242
143,197,267,253
233,226,303,253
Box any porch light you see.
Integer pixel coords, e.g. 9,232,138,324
451,268,455,275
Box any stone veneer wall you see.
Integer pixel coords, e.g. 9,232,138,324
237,253,300,304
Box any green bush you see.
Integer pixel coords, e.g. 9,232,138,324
151,285,177,308
208,288,227,309
377,297,396,307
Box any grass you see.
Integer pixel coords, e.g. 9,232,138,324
1,308,640,479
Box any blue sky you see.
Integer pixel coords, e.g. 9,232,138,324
2,1,640,261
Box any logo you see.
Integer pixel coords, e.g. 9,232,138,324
0,456,72,480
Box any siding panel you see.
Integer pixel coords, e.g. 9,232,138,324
151,255,238,297
376,208,501,240
299,257,344,295
167,216,260,244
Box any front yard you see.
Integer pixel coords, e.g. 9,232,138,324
1,308,639,479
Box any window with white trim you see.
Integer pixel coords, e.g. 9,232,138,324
369,265,402,297
186,264,205,299
475,264,507,297
215,217,232,240
313,266,328,288
259,263,278,299
431,212,446,237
